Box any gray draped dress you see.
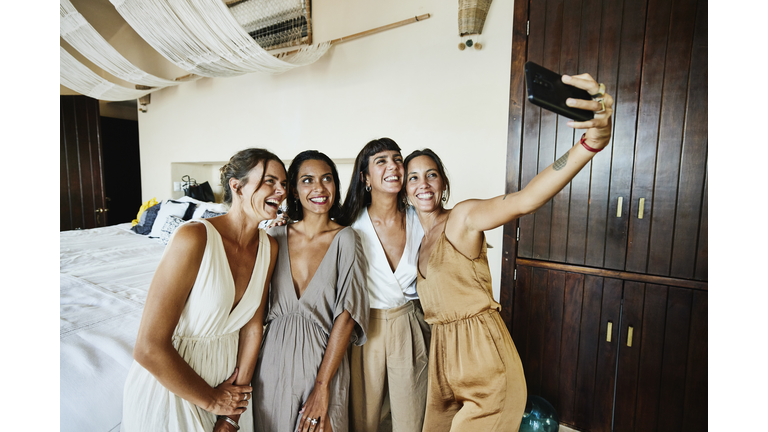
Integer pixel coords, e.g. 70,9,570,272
253,225,369,432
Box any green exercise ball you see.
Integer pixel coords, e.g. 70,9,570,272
519,395,559,432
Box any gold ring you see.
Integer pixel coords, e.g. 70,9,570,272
591,83,605,99
595,98,606,114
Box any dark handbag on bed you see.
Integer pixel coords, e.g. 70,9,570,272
182,175,215,202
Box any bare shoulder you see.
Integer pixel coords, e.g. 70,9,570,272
166,222,207,257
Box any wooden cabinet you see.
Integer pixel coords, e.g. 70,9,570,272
513,263,707,432
509,0,707,281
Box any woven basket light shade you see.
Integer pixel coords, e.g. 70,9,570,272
458,0,493,36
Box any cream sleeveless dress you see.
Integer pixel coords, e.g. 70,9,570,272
121,219,270,432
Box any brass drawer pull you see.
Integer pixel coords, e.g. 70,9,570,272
606,321,613,342
617,197,623,217
638,198,645,219
627,326,634,347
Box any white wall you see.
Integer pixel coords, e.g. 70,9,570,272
138,0,515,300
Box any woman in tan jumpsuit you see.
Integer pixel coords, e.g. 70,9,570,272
404,73,614,431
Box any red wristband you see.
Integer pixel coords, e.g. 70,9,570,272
579,133,602,153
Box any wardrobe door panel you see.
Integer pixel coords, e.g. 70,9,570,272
624,0,673,274
603,0,646,270
572,275,606,429
645,0,699,277
557,271,585,425
670,0,707,280
612,281,646,432
681,289,707,432
632,284,668,432
589,278,622,432
656,287,693,432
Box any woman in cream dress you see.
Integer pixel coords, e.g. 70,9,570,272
122,148,286,432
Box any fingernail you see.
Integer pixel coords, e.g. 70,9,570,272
565,98,574,106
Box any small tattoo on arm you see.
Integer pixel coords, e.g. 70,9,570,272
553,150,569,171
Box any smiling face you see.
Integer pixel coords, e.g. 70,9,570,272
406,155,446,213
232,159,287,221
295,159,336,218
365,150,404,196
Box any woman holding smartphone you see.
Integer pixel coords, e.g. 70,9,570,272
404,74,613,431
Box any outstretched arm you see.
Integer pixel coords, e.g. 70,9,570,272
455,73,614,237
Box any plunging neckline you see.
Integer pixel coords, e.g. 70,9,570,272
285,225,347,301
206,220,261,316
364,207,408,275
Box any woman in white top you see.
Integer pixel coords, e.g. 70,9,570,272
338,138,429,432
122,148,286,432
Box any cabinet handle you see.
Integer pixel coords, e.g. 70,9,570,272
606,321,613,342
638,198,645,219
627,326,634,347
617,197,623,217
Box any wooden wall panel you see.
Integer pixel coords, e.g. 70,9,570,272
512,264,533,368
670,0,707,280
646,0,699,276
524,268,550,393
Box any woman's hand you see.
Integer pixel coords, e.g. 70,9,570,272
562,73,614,149
206,368,253,416
298,383,331,432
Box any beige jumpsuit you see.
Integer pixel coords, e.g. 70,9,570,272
416,230,527,432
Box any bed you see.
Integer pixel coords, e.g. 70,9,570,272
60,197,230,432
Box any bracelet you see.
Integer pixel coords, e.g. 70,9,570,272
219,416,240,431
579,133,603,153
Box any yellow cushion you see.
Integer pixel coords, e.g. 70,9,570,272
131,198,159,226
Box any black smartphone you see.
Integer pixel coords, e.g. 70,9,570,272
524,61,594,122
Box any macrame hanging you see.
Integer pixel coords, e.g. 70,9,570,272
60,46,154,101
110,0,330,78
228,0,312,50
60,0,191,89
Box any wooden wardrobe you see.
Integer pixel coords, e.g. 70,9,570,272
498,0,707,431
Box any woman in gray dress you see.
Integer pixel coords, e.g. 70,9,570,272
253,150,369,432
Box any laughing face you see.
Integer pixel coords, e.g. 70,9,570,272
406,155,445,212
295,159,336,217
234,159,287,221
365,150,404,195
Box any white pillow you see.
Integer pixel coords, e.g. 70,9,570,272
149,200,193,238
159,215,185,245
192,202,229,219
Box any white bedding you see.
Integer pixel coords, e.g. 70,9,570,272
60,223,165,432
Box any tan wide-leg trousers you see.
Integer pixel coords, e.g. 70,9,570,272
349,300,431,432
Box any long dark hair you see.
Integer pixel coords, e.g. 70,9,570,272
338,138,407,226
285,150,343,222
219,148,286,206
404,148,451,205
